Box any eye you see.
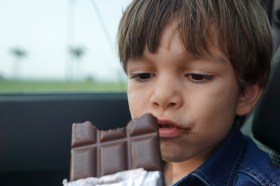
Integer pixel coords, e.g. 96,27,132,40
130,72,154,82
186,73,213,83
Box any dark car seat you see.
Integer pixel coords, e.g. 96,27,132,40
241,0,280,167
242,46,280,167
262,0,274,21
271,0,280,52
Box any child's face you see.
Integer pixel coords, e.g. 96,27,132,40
126,20,244,163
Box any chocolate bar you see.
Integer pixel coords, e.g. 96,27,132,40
70,113,162,181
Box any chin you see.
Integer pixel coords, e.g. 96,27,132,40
160,142,188,162
161,151,189,162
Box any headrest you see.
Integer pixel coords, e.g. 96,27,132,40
271,0,280,52
261,0,273,21
252,46,280,153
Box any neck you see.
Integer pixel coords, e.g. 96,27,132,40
163,151,212,185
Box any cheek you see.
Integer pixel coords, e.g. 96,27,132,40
198,93,237,121
202,79,239,117
192,87,238,135
127,86,147,118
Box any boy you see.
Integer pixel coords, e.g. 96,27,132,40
117,0,280,185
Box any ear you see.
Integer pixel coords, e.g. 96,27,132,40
236,84,263,116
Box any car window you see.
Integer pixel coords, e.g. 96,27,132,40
0,0,131,92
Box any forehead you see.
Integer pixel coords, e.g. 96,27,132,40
155,19,184,55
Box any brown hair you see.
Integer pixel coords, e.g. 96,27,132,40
117,0,272,91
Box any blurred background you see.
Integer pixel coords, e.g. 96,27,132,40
0,0,131,92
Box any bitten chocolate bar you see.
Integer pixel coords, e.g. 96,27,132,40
70,113,162,181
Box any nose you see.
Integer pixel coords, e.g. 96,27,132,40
150,78,183,110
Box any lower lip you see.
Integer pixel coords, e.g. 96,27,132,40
158,127,185,138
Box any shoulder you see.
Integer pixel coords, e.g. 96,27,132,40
236,167,280,185
236,136,280,185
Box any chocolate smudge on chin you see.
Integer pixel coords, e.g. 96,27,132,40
183,127,193,135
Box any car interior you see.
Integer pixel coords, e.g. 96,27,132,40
0,93,130,186
0,0,279,185
241,0,280,167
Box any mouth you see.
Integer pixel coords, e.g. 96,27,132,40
157,119,189,138
158,119,184,129
158,124,175,128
